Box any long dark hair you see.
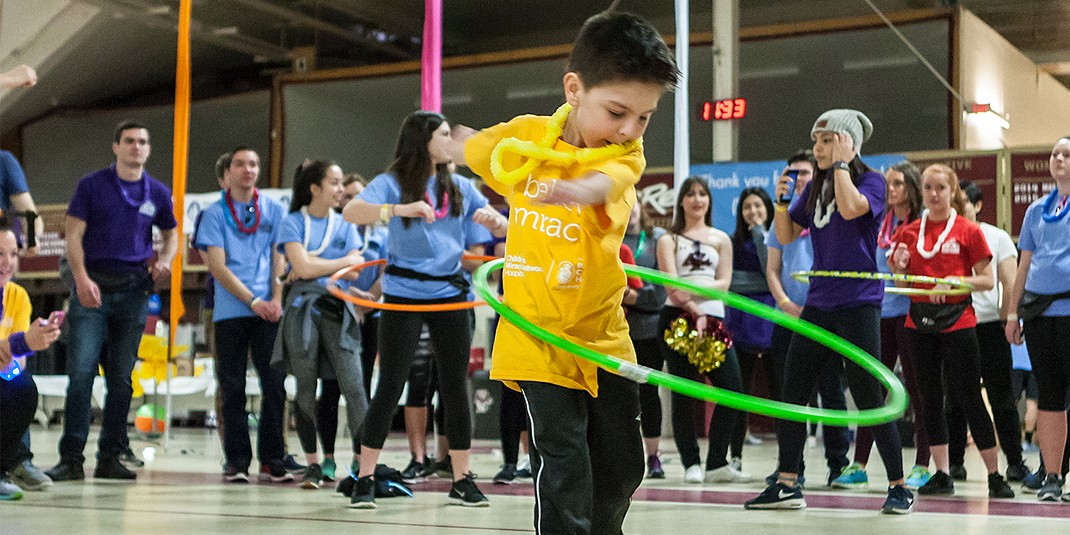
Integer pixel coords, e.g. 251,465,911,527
732,187,773,245
888,161,922,223
670,176,712,234
289,160,335,213
390,111,462,227
805,155,878,216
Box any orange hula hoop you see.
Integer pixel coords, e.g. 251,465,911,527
326,254,499,312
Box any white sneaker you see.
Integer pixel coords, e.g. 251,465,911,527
684,464,704,484
706,464,754,483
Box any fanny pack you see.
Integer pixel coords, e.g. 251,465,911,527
909,296,971,334
1019,289,1070,322
384,264,469,296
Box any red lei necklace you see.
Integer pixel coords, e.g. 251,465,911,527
225,188,261,234
424,190,451,219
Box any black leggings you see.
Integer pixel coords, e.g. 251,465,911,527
0,371,37,473
911,327,997,450
633,336,664,439
948,321,1021,466
1024,316,1070,411
777,305,904,481
361,294,473,451
500,384,528,464
731,348,777,460
659,307,745,471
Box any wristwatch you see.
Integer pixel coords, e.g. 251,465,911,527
832,161,850,172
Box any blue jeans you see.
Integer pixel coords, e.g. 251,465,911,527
58,288,147,464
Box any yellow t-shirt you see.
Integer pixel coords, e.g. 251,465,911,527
1,282,33,369
465,113,643,396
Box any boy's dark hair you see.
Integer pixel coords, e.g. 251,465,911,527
787,149,817,169
222,146,257,170
215,152,230,182
114,120,148,143
343,172,366,187
568,11,678,90
961,180,982,205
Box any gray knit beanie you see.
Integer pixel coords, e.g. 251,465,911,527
811,109,873,153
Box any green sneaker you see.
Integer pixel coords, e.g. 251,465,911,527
830,463,869,490
321,458,337,482
904,465,932,489
0,478,24,501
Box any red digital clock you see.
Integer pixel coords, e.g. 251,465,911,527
700,98,747,121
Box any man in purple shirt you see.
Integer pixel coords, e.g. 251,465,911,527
46,121,178,482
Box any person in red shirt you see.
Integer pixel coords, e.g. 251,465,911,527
889,163,1013,498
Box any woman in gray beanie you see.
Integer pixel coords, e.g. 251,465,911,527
745,109,914,514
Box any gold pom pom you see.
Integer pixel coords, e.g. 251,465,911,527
663,314,731,374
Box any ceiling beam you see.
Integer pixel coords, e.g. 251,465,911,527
81,0,292,61
224,0,413,60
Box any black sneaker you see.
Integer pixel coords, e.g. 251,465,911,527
918,470,954,495
1038,473,1064,502
93,457,137,480
435,456,453,478
301,463,323,489
743,482,806,510
223,465,249,483
1005,463,1030,482
493,464,517,484
336,475,355,497
44,461,84,482
423,456,438,479
348,475,377,509
881,484,914,514
401,457,433,484
827,465,845,488
988,473,1014,498
949,464,967,481
259,460,295,483
448,473,489,507
282,454,306,474
118,447,145,468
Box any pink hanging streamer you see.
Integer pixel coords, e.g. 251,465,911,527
421,0,442,112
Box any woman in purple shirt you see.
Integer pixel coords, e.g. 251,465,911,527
745,109,912,514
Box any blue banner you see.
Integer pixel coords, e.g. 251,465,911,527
690,154,907,233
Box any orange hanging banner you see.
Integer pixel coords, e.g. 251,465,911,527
169,0,192,359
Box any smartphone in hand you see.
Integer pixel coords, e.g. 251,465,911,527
779,169,800,204
48,311,66,327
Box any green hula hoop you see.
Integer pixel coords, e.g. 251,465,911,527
473,259,907,426
791,270,974,296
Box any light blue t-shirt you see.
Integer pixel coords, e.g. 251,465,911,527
765,225,812,307
359,172,489,300
277,209,363,289
877,240,910,318
1018,195,1070,317
196,194,285,321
